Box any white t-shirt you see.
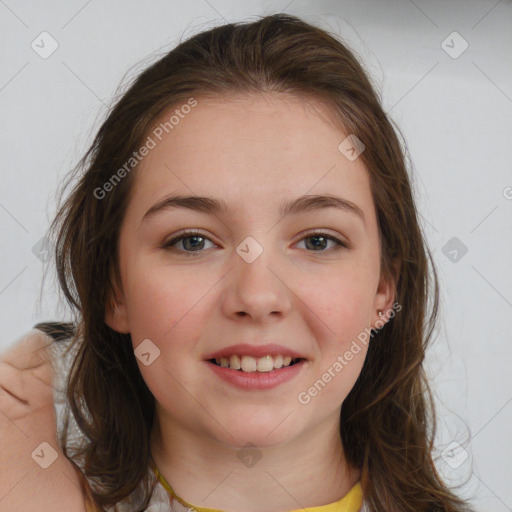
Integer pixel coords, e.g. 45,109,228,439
47,330,178,511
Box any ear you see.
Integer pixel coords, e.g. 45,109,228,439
104,270,130,334
371,257,400,328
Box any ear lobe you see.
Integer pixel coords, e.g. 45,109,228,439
373,257,401,323
104,283,130,334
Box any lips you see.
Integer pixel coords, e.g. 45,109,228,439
205,356,306,390
203,343,307,361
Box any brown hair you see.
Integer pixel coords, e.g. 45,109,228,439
47,13,473,511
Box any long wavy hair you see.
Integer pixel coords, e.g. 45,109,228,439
45,13,473,512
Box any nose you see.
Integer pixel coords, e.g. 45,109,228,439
221,247,293,323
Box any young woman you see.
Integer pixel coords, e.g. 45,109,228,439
0,13,473,512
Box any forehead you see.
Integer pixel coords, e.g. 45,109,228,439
127,93,374,223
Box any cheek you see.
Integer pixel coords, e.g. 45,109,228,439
122,263,193,341
125,280,171,340
123,261,218,357
122,264,206,414
299,263,377,343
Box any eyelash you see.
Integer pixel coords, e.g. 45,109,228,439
161,229,348,256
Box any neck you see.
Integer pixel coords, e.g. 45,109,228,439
149,406,360,512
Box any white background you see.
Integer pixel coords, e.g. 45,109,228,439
0,1,511,510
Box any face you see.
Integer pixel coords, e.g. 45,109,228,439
106,93,394,448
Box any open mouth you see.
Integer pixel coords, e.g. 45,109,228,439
207,356,304,373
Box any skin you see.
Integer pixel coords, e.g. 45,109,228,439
106,93,396,511
0,330,87,511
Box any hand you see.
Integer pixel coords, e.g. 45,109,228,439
0,330,88,511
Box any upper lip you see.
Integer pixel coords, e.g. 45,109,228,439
204,343,307,361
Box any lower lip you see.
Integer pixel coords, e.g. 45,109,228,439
205,360,306,390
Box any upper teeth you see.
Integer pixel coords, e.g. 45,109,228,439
214,355,296,372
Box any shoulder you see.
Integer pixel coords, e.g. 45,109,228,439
0,324,87,511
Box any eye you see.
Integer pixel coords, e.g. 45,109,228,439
295,230,348,254
162,229,348,256
162,230,216,256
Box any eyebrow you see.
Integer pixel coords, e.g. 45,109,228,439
141,193,366,226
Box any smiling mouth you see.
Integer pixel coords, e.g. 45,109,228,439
207,356,304,373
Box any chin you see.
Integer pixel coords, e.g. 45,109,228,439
213,416,300,449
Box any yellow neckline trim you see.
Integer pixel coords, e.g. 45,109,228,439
149,457,363,512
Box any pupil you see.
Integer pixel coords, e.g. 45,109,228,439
306,236,326,251
184,236,204,251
